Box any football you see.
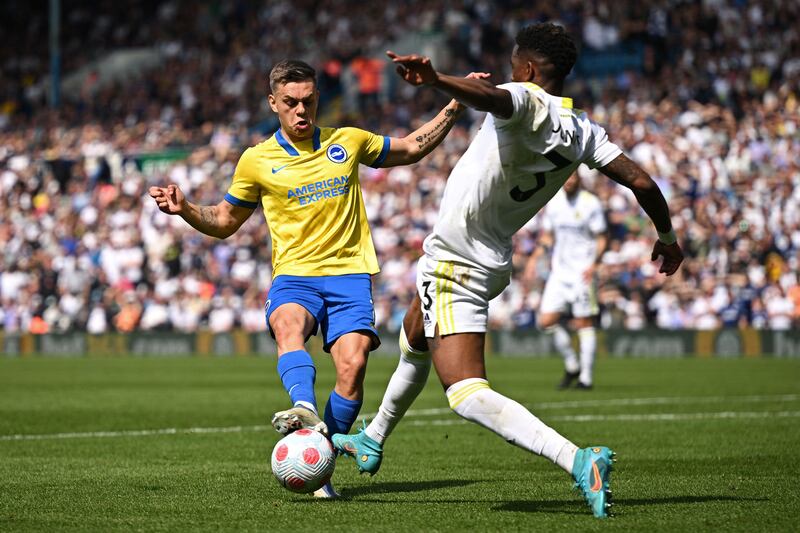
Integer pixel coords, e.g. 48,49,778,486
270,429,336,493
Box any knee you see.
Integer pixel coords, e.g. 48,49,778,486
445,378,490,415
335,351,368,392
271,316,305,347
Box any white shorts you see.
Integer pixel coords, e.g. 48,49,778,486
416,255,510,338
539,275,599,318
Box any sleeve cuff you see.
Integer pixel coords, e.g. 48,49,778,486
369,136,391,168
224,193,258,209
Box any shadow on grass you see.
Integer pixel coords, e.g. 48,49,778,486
339,479,481,499
495,494,768,514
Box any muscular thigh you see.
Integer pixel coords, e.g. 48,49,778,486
268,303,317,354
430,332,486,389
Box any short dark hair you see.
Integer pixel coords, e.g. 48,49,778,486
515,23,577,80
269,59,316,93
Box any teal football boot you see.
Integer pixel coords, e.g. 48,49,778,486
572,446,615,518
331,421,383,476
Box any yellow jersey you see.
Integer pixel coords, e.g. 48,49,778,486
225,126,389,277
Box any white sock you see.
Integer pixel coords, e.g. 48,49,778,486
295,401,317,415
365,326,431,444
578,327,596,385
446,378,578,474
547,325,579,374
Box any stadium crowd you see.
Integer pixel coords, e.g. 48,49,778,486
1,0,799,335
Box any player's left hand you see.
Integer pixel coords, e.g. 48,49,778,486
651,241,684,276
387,50,437,86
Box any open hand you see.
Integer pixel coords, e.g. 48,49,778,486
651,241,684,276
148,184,186,215
387,50,438,86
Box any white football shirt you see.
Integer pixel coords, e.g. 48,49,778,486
423,82,621,274
541,189,606,279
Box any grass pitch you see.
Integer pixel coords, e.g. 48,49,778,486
1,355,799,532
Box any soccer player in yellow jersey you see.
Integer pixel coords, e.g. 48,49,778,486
149,59,470,497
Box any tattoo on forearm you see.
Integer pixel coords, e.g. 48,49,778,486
199,206,218,228
416,107,459,150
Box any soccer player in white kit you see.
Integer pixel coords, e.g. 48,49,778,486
527,173,608,390
333,23,684,518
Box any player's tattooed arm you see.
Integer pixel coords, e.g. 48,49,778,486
599,154,684,276
413,104,461,152
381,99,464,166
149,184,253,239
182,201,253,239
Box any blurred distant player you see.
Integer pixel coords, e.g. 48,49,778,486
527,173,607,390
333,23,683,517
150,59,466,498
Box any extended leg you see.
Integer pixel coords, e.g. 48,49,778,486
432,331,614,518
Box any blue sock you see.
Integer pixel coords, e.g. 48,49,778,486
276,350,317,410
324,390,363,435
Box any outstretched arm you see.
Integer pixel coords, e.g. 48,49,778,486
386,51,514,119
148,184,254,239
381,71,491,166
380,99,464,167
599,154,684,276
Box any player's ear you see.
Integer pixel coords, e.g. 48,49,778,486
526,60,536,82
268,93,278,113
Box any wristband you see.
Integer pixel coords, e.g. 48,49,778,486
657,229,677,245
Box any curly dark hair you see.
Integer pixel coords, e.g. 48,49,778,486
515,23,577,79
269,59,317,93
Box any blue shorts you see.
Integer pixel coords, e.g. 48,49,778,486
265,273,379,352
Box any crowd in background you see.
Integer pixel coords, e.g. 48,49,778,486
1,0,799,335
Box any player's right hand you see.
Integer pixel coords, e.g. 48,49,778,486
651,240,684,276
148,184,186,215
386,50,438,86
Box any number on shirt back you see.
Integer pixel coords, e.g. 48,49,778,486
510,151,573,202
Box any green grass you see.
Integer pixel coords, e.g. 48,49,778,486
1,355,799,532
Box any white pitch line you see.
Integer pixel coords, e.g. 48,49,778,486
553,410,800,422
407,410,800,427
531,393,800,410
0,425,271,442
1,393,798,442
363,393,800,419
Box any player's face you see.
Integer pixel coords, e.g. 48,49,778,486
510,45,533,82
268,80,319,141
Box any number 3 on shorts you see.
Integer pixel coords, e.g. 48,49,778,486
422,281,433,311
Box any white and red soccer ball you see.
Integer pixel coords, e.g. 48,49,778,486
270,429,336,493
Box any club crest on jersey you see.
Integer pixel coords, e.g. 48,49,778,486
326,144,347,164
